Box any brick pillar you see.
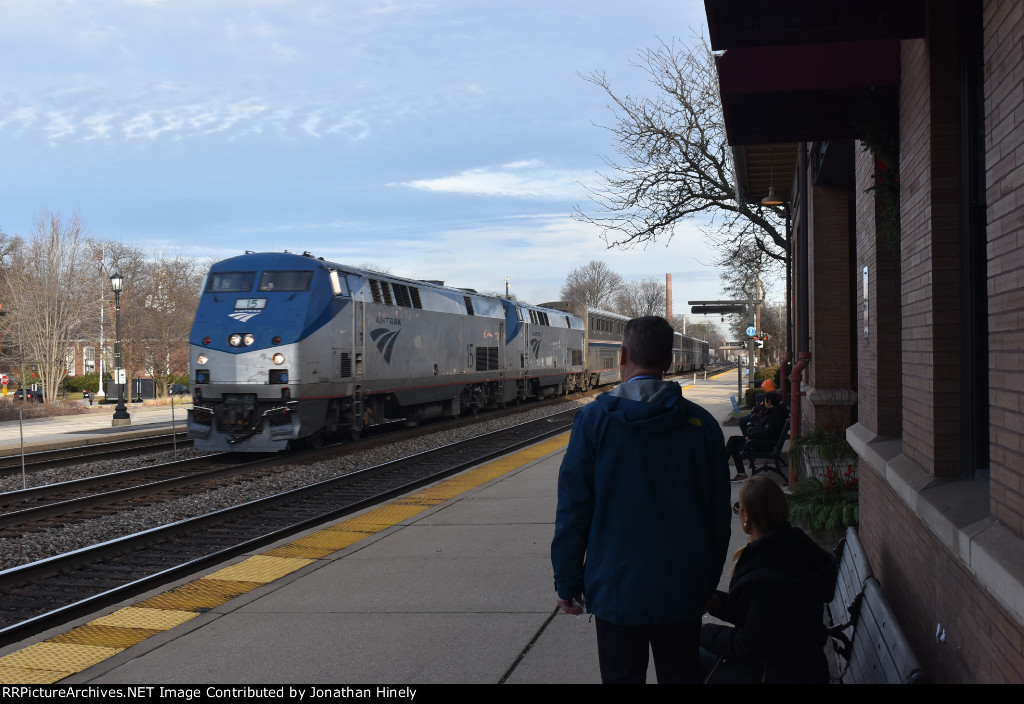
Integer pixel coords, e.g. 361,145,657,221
899,4,963,477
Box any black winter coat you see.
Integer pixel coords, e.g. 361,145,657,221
744,404,787,450
701,524,837,684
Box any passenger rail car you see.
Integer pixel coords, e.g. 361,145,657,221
541,301,710,379
187,252,586,451
540,302,631,389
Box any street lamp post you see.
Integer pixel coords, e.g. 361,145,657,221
110,273,131,426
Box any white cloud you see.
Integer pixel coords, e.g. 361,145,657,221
82,112,118,140
44,111,76,142
300,112,322,137
400,160,591,200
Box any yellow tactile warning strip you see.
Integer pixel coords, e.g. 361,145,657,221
0,432,570,684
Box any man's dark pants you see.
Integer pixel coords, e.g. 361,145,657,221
595,618,702,683
725,435,749,475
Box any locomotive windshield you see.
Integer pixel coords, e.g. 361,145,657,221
207,272,255,292
258,270,313,292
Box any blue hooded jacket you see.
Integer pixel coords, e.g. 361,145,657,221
551,379,731,625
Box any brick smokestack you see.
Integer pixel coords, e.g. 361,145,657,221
666,273,673,321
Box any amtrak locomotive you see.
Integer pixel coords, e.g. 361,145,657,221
188,252,590,451
187,252,710,452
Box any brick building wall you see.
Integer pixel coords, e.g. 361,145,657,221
851,0,1024,682
984,0,1024,538
803,181,855,433
861,467,1024,683
855,145,902,437
897,3,963,478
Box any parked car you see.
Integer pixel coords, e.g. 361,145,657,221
169,383,189,396
13,388,44,403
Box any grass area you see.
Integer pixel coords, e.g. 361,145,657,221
140,395,194,407
0,398,90,421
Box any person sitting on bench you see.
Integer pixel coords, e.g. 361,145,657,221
726,391,786,482
700,475,837,683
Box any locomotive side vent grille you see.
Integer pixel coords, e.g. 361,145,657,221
410,287,422,309
476,346,499,371
369,279,383,304
341,353,351,377
464,297,475,316
393,283,413,308
571,349,583,366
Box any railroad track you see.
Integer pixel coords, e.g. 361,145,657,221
0,452,257,532
0,408,578,647
0,432,193,477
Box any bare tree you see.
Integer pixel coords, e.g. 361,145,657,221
137,252,203,395
2,211,91,402
359,262,392,275
616,278,667,317
560,260,624,309
574,35,786,265
93,241,149,391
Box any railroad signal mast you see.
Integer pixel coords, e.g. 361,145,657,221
689,297,763,399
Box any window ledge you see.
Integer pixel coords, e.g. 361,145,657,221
848,422,1024,626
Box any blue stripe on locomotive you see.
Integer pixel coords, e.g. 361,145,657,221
190,252,345,352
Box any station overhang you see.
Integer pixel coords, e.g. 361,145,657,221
704,0,926,52
716,40,900,146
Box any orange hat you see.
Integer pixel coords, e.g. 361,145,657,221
761,379,777,392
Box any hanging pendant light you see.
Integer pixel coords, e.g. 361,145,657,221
762,185,783,205
761,151,784,205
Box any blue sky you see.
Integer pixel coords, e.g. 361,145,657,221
0,0,726,316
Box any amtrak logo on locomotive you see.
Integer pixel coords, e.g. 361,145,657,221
530,333,544,359
228,311,260,323
370,328,401,363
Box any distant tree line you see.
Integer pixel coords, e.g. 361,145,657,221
0,209,205,401
558,259,726,351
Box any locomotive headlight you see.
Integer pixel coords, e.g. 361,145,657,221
272,353,286,365
229,334,242,347
197,354,209,365
243,333,255,346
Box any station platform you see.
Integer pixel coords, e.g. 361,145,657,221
0,401,189,456
0,376,757,685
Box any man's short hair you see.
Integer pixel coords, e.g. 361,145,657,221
622,316,674,371
764,391,781,406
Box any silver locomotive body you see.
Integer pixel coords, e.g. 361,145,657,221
188,253,587,451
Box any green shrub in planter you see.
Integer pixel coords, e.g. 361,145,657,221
788,464,859,539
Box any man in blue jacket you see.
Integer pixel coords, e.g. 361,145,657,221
551,316,731,683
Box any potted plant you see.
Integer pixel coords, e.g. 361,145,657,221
787,424,859,540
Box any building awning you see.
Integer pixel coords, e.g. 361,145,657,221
717,40,900,146
704,0,925,51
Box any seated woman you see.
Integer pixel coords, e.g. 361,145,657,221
701,475,837,683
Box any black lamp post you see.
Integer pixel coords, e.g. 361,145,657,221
110,273,131,426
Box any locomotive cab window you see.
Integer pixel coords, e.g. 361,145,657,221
207,272,255,293
329,270,349,297
258,270,313,292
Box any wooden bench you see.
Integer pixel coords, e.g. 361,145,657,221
826,527,927,684
741,418,790,486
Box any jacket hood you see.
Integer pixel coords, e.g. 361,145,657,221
598,379,689,435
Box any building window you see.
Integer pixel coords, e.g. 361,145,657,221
83,346,96,374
